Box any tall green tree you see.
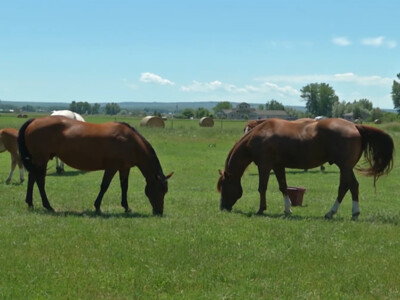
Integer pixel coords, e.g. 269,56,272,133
105,103,120,115
195,107,210,118
181,108,195,119
213,101,232,114
392,73,400,113
265,99,284,110
300,83,338,117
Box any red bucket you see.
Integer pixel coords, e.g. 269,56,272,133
287,186,306,206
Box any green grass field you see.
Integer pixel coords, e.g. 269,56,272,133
0,114,399,299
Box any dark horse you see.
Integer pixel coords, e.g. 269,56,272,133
218,118,394,220
18,116,173,215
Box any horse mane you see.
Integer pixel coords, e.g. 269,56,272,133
117,122,165,178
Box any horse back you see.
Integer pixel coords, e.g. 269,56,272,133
247,118,362,168
0,128,18,153
24,116,142,171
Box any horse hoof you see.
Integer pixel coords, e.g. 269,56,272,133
351,213,360,221
46,206,55,212
325,213,333,219
125,208,132,213
256,209,265,215
95,208,102,214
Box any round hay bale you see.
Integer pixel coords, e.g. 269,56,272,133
374,119,382,124
140,116,165,128
199,117,214,127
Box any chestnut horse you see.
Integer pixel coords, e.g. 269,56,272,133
0,128,24,183
218,118,394,220
18,116,173,215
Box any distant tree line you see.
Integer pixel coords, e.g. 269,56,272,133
68,101,121,115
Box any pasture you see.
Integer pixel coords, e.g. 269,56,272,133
0,114,399,299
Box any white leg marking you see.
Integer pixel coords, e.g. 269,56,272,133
325,200,340,219
19,168,24,182
284,195,292,214
331,200,340,213
352,201,360,220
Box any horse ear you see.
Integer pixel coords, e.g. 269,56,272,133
218,169,224,176
165,172,174,180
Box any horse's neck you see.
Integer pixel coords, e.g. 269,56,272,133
226,143,252,179
137,143,163,181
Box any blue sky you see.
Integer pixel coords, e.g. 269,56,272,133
1,0,399,108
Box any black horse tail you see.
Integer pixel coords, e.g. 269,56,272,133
18,118,35,173
355,124,394,185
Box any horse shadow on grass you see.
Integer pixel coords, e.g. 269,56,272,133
46,170,87,177
233,209,325,222
232,209,400,224
30,208,152,219
247,169,339,176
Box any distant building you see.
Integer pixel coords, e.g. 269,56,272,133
217,102,291,120
342,112,354,122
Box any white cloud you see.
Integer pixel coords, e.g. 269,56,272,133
361,36,396,48
181,80,222,92
362,36,385,47
258,73,392,87
181,79,300,100
332,37,351,46
139,72,175,85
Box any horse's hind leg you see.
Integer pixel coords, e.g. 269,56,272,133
273,167,291,214
5,155,16,184
257,165,270,214
94,169,117,213
35,171,54,212
25,173,35,208
18,160,24,183
348,170,360,220
325,168,355,219
119,168,131,213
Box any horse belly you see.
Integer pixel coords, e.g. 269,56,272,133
277,144,326,169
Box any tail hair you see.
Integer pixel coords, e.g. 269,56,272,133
355,124,394,185
18,119,35,172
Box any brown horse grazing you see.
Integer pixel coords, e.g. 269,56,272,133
18,116,173,215
218,118,394,220
0,128,24,184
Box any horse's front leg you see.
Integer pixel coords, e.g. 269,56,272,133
273,167,291,214
94,168,117,213
119,168,131,213
257,165,270,214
